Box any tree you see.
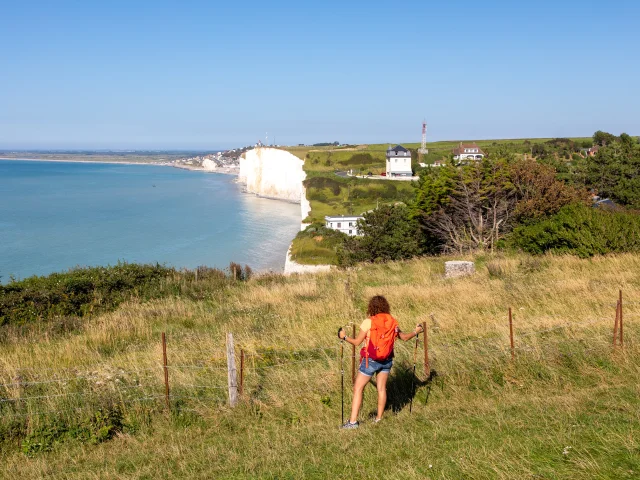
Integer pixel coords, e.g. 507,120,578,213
586,138,640,208
619,133,636,147
510,203,640,257
411,158,587,253
337,205,423,266
509,160,589,223
593,130,618,147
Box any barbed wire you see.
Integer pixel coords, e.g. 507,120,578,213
246,358,332,371
176,384,226,389
0,375,100,388
0,366,161,380
245,345,339,356
164,364,227,371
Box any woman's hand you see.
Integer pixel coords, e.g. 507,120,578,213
337,327,346,340
414,323,424,334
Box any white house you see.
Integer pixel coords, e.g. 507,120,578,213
452,142,485,161
385,145,413,177
325,215,363,236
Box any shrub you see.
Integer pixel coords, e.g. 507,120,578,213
290,224,347,265
338,153,375,166
228,262,252,281
303,176,343,196
307,190,329,202
21,404,125,456
0,263,175,326
338,205,424,266
509,204,640,257
195,266,226,281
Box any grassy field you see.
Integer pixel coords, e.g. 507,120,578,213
1,253,639,478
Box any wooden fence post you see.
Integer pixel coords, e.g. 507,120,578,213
613,300,620,349
423,321,429,376
239,349,245,396
509,308,515,360
619,289,624,349
226,333,238,407
351,324,356,384
162,332,170,410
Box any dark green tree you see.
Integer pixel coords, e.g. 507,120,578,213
593,130,618,146
586,138,640,208
337,205,424,266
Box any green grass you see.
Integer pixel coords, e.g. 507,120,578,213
289,237,339,265
1,254,640,478
289,224,347,265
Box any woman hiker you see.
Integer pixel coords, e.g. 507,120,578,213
338,295,423,429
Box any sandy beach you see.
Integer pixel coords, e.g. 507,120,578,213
0,157,168,166
0,157,240,176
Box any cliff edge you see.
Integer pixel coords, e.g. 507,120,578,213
239,148,306,205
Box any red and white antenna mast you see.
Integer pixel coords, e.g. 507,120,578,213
418,120,428,161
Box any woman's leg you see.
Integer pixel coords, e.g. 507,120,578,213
375,372,390,420
349,372,372,423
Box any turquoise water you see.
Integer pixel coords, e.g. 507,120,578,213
0,159,300,281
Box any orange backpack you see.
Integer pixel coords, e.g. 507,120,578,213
360,313,399,366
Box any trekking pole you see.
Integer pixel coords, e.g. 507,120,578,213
409,331,419,413
340,340,344,425
338,327,345,425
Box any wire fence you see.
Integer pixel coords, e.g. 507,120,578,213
0,291,636,423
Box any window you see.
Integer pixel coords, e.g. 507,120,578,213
337,223,341,228
349,230,352,235
348,222,352,227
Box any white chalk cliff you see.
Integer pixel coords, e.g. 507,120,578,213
239,147,331,274
202,159,218,171
239,148,306,204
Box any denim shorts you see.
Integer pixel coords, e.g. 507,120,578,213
359,357,393,377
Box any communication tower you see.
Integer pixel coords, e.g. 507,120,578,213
418,120,428,162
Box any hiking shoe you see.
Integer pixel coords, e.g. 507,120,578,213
341,421,359,429
373,418,382,424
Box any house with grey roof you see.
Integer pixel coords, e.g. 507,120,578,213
385,145,413,177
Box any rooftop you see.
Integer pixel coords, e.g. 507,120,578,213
325,215,364,220
453,142,485,156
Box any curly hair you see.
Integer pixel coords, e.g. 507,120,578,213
367,295,390,316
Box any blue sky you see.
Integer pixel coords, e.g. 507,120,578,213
1,0,639,150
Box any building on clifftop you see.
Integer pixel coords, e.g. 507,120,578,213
385,145,413,177
452,142,485,161
325,215,363,236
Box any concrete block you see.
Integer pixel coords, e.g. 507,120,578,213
445,260,475,278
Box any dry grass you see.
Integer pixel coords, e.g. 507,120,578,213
1,253,639,478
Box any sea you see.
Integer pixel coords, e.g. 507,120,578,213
0,159,301,282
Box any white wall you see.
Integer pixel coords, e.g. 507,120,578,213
386,156,412,174
325,219,361,236
239,148,306,203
